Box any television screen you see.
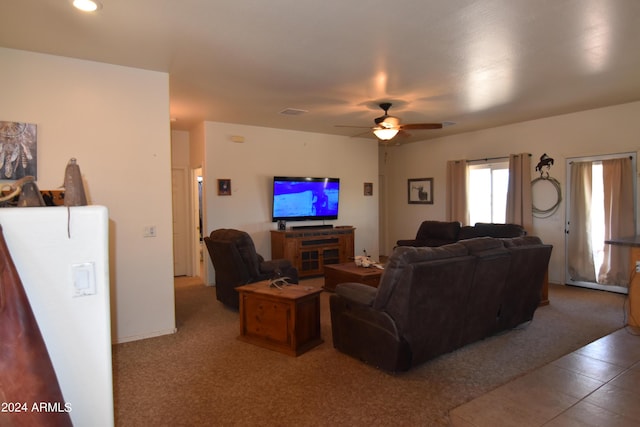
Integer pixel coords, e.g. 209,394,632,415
272,177,340,222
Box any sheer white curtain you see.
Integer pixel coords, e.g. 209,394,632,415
446,160,468,224
567,157,635,288
598,157,634,286
506,153,532,232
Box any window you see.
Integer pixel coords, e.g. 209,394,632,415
468,161,509,225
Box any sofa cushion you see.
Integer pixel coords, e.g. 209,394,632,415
472,222,526,238
457,226,477,240
396,238,456,247
335,282,378,307
373,243,468,310
458,236,506,254
415,220,461,241
501,235,543,247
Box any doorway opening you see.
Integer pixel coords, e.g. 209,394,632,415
171,167,190,277
193,167,204,280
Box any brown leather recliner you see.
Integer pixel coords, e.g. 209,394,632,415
204,228,298,309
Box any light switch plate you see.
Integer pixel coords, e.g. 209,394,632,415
71,262,96,297
143,225,157,237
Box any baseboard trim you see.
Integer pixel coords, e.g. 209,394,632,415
113,327,177,344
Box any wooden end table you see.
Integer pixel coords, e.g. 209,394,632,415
236,280,323,356
323,262,384,292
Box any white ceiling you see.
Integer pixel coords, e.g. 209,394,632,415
1,0,640,143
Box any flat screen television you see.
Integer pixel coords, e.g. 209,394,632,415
272,176,340,222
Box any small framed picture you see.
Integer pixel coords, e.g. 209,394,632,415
364,182,373,196
408,178,433,204
218,179,231,195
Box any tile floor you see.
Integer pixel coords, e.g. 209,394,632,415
450,327,640,426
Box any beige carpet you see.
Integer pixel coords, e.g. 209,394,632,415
113,278,626,426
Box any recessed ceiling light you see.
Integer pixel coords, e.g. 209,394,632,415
73,0,102,12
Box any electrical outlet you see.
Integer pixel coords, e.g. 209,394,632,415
635,261,640,273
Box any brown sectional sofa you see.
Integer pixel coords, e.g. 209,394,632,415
329,236,552,372
396,220,527,247
396,220,549,305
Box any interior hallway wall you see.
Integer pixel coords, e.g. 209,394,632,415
1,47,176,343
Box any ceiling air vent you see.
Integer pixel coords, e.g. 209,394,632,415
279,108,308,116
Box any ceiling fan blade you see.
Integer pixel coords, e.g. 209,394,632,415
400,123,444,130
350,129,374,138
335,124,371,129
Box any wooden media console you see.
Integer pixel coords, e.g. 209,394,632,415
270,227,355,278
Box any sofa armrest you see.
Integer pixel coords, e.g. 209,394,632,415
330,291,410,372
396,239,420,247
335,282,377,307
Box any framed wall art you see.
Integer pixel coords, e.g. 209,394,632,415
0,121,37,179
408,178,433,204
364,182,373,196
217,179,231,195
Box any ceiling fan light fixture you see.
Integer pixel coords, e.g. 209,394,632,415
72,0,102,12
373,127,399,140
379,116,400,128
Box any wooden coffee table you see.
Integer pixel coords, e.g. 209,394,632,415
236,280,323,356
323,262,384,292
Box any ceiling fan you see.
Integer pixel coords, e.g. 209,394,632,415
336,102,444,141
